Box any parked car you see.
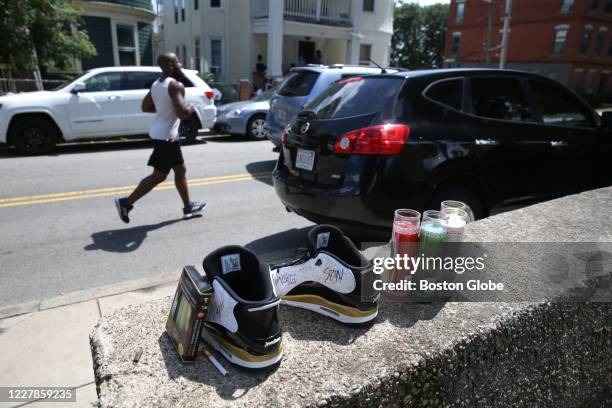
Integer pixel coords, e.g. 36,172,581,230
214,88,274,139
266,65,399,148
0,66,216,154
273,69,612,238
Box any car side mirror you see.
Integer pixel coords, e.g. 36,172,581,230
71,82,86,94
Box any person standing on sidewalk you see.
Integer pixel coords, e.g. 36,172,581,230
115,52,206,223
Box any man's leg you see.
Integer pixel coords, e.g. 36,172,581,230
126,169,168,207
173,164,191,208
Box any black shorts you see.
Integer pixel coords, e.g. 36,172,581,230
147,140,184,174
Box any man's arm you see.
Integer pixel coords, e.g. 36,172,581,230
168,80,194,120
141,91,156,113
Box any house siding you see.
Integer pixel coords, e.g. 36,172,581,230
82,15,114,70
81,0,153,11
138,22,153,65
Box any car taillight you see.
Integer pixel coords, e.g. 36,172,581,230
205,91,214,99
333,124,410,155
282,126,288,145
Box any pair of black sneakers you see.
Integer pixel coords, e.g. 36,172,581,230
200,225,379,369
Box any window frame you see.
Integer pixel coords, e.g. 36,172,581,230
451,32,461,56
525,77,598,129
208,37,224,78
422,76,466,113
111,21,140,67
551,25,569,55
580,25,593,55
560,0,574,13
363,0,375,13
359,44,372,66
455,1,465,23
194,38,201,73
594,26,608,56
209,0,223,9
590,0,599,12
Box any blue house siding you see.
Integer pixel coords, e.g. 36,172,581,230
138,23,153,65
82,16,114,70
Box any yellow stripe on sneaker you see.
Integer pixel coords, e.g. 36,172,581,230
281,294,378,318
205,325,284,363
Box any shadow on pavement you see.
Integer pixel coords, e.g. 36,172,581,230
245,160,276,186
84,218,184,253
245,226,312,264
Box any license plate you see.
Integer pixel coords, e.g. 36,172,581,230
276,107,287,122
295,149,315,171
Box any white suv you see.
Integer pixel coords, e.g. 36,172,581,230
0,66,217,154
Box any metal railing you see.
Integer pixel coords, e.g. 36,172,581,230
251,0,351,27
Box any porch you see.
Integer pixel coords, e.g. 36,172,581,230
251,0,352,27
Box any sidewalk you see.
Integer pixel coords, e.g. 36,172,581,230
0,280,179,408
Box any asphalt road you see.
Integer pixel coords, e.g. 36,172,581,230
0,134,314,308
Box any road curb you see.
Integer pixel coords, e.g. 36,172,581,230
0,274,179,320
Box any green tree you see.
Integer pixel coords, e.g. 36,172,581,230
0,0,96,72
391,2,449,69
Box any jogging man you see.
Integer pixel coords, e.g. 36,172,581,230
115,52,206,223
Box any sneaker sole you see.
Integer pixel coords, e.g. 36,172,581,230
183,203,208,220
281,294,378,324
114,198,128,223
201,326,284,369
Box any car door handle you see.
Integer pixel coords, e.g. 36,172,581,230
475,138,499,146
550,140,568,148
108,95,121,100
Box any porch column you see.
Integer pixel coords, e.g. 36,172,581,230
267,0,284,78
346,0,363,64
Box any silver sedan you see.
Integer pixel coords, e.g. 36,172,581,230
214,89,273,139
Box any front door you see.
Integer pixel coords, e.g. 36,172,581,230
298,41,315,64
66,72,126,137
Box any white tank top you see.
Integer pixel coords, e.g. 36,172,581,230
149,77,180,141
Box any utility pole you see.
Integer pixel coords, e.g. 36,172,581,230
485,0,492,65
499,0,512,69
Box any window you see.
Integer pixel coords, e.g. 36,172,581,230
181,0,185,21
116,24,137,65
123,72,159,90
607,0,612,12
359,44,371,65
451,33,461,56
595,27,608,56
529,80,592,127
194,38,201,73
591,0,599,11
551,26,568,55
572,69,584,90
363,0,375,12
174,0,178,23
599,72,609,92
560,0,574,12
470,77,532,122
456,1,465,23
277,70,320,97
210,0,221,8
210,38,222,76
608,36,612,57
175,46,180,59
587,70,598,92
580,25,593,55
303,77,403,120
182,45,187,64
425,79,463,110
84,72,121,92
194,0,199,10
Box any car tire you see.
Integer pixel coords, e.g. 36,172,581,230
246,114,268,140
11,116,58,155
179,115,199,144
428,186,485,220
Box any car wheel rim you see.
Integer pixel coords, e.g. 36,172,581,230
23,127,45,149
251,119,267,139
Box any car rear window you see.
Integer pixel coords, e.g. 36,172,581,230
303,76,403,120
424,78,463,110
277,70,320,97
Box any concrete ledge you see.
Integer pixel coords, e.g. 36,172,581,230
91,187,612,407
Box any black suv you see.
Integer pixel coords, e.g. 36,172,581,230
273,69,612,238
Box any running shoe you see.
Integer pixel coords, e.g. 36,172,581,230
201,245,283,368
270,225,379,324
183,201,207,219
114,197,132,223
